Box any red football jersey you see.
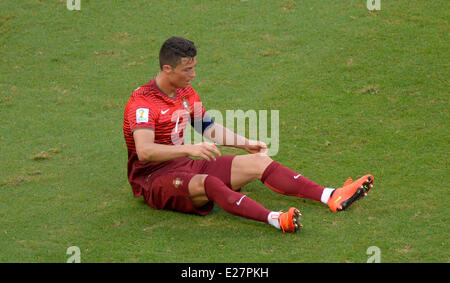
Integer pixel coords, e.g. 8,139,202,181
123,78,207,197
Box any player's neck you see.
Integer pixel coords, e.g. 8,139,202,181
155,73,176,97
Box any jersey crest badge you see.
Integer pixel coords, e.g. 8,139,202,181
182,97,193,114
173,177,184,189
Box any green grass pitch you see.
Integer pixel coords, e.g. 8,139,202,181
0,0,448,262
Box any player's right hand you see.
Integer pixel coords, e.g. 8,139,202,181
185,142,221,161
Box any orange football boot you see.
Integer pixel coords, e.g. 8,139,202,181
278,207,303,233
327,174,374,212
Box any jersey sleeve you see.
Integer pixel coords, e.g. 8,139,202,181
126,97,158,133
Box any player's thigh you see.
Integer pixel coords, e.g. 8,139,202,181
143,171,213,215
230,153,273,189
196,155,236,189
193,154,273,190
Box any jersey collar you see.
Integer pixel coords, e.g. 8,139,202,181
151,77,178,100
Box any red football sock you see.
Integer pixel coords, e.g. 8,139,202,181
261,161,325,202
204,175,270,223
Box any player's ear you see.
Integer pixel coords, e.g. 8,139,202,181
162,64,173,73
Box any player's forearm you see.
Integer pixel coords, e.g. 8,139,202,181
137,143,189,162
203,123,248,149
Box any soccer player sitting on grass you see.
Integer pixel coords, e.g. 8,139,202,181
123,37,374,233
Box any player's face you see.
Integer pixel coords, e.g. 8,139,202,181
169,56,197,88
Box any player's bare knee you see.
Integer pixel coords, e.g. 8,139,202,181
252,154,273,173
232,154,273,183
242,154,273,180
255,153,273,163
188,174,210,208
188,174,208,197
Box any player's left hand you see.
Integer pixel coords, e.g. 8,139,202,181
243,140,268,155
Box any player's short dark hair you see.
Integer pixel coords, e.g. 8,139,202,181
159,37,197,70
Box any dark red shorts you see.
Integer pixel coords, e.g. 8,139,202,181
142,155,236,216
